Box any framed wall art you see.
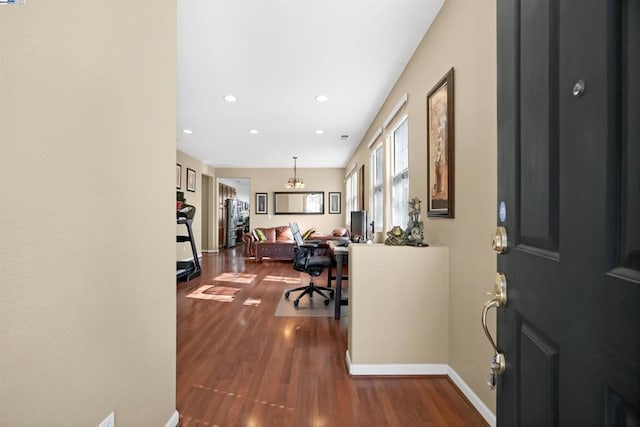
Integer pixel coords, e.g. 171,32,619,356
329,192,341,214
186,168,196,192
176,164,182,189
273,192,324,215
426,67,455,218
255,192,268,214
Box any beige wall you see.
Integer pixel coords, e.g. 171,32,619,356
0,2,177,425
177,150,216,257
349,245,449,366
216,168,346,249
345,0,497,412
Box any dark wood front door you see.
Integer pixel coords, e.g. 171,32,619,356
496,0,639,425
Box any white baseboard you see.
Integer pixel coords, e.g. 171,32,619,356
447,367,496,427
164,410,179,427
346,351,496,426
345,350,448,375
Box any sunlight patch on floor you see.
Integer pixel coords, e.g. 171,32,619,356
263,275,301,285
186,285,242,302
213,272,257,284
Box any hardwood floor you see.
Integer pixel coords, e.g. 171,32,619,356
177,248,488,427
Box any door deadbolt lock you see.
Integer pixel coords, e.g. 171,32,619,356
492,226,508,254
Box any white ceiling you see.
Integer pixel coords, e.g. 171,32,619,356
177,0,444,168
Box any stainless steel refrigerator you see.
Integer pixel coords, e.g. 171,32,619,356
225,198,238,248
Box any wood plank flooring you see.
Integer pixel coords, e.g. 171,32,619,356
177,248,488,427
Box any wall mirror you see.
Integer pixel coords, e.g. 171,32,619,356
274,192,324,215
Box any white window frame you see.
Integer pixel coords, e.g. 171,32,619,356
370,142,384,232
345,169,358,225
390,116,409,228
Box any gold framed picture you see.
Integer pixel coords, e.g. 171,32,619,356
427,67,455,218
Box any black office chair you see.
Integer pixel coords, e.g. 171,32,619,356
284,222,335,307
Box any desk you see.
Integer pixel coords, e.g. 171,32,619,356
254,241,296,262
327,242,349,319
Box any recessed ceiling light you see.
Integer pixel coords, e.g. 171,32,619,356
249,129,259,134
315,95,329,102
223,94,237,102
182,129,193,134
315,129,325,135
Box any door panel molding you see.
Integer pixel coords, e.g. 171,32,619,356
618,0,640,274
516,244,560,262
519,0,559,253
520,322,558,427
605,386,640,427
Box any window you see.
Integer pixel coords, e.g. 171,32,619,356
391,117,409,228
345,169,358,225
370,143,383,231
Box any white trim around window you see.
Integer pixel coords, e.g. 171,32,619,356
370,141,384,232
390,116,409,228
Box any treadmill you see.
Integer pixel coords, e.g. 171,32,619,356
176,200,201,282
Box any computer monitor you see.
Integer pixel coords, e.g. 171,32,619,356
350,210,368,240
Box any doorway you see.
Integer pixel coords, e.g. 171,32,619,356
200,174,215,252
217,177,251,249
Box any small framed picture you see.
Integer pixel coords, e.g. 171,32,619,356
329,192,341,214
186,168,196,192
176,164,182,189
255,193,268,214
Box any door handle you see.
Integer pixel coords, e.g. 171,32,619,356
482,272,507,390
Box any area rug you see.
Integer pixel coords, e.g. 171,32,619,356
274,290,348,318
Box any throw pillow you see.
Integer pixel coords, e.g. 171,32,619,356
332,227,348,237
254,228,267,241
276,226,293,241
302,228,315,240
262,227,276,241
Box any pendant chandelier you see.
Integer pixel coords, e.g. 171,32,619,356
286,156,305,189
